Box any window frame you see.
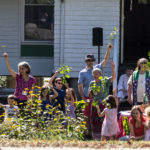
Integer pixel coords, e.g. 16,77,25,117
20,0,54,45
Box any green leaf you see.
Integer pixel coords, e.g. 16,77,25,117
114,26,117,31
65,75,70,78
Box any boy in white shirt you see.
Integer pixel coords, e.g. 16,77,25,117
0,94,19,121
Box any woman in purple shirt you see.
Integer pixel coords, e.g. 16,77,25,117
3,53,36,112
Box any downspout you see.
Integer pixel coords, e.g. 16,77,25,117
59,0,65,66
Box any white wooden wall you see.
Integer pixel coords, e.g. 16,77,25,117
54,0,120,78
0,0,54,76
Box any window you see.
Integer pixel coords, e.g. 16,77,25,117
25,0,54,41
138,0,150,4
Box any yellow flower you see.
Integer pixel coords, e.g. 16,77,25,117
24,88,29,91
46,104,50,108
48,112,52,115
56,111,59,114
81,125,85,128
6,118,11,122
54,118,57,121
37,100,42,103
57,130,60,133
58,104,61,108
29,91,33,94
82,121,86,124
55,99,58,102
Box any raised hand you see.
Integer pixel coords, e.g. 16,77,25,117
3,52,8,58
111,61,115,68
55,70,60,75
107,43,113,50
49,82,53,89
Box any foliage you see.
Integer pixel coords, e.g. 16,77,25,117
58,64,72,84
123,116,130,136
110,27,118,41
0,86,86,140
76,100,88,111
90,76,110,108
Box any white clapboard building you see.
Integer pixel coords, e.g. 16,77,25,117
0,0,149,87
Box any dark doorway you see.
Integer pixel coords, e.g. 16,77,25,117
123,0,150,63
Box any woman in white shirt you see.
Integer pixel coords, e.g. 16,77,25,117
128,58,150,105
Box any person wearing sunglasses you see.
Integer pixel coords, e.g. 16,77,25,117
49,71,66,113
78,43,113,139
128,58,150,105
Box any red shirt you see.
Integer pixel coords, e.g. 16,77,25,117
130,117,146,137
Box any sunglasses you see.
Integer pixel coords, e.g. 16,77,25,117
57,82,63,85
87,59,94,62
140,61,147,65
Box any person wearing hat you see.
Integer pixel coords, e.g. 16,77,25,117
78,43,113,139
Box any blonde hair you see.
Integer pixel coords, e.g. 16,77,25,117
8,94,16,100
145,106,150,118
92,68,102,75
136,58,148,71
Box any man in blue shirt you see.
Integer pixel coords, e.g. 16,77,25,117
78,43,113,138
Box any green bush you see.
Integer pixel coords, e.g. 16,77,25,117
0,87,86,140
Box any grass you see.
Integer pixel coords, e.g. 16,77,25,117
0,139,150,148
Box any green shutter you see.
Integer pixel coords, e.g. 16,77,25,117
21,45,54,57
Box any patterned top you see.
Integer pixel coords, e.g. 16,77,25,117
89,77,111,103
14,73,36,100
4,105,19,121
128,70,150,105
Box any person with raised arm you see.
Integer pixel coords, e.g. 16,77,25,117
78,44,113,139
3,53,36,114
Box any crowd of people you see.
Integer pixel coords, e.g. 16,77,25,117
0,45,150,141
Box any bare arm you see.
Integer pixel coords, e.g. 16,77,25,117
129,120,135,138
3,53,16,78
0,103,5,108
49,70,60,86
101,43,113,68
98,108,105,117
78,84,85,100
49,85,58,100
110,61,116,83
113,89,119,107
129,120,145,140
128,84,133,104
